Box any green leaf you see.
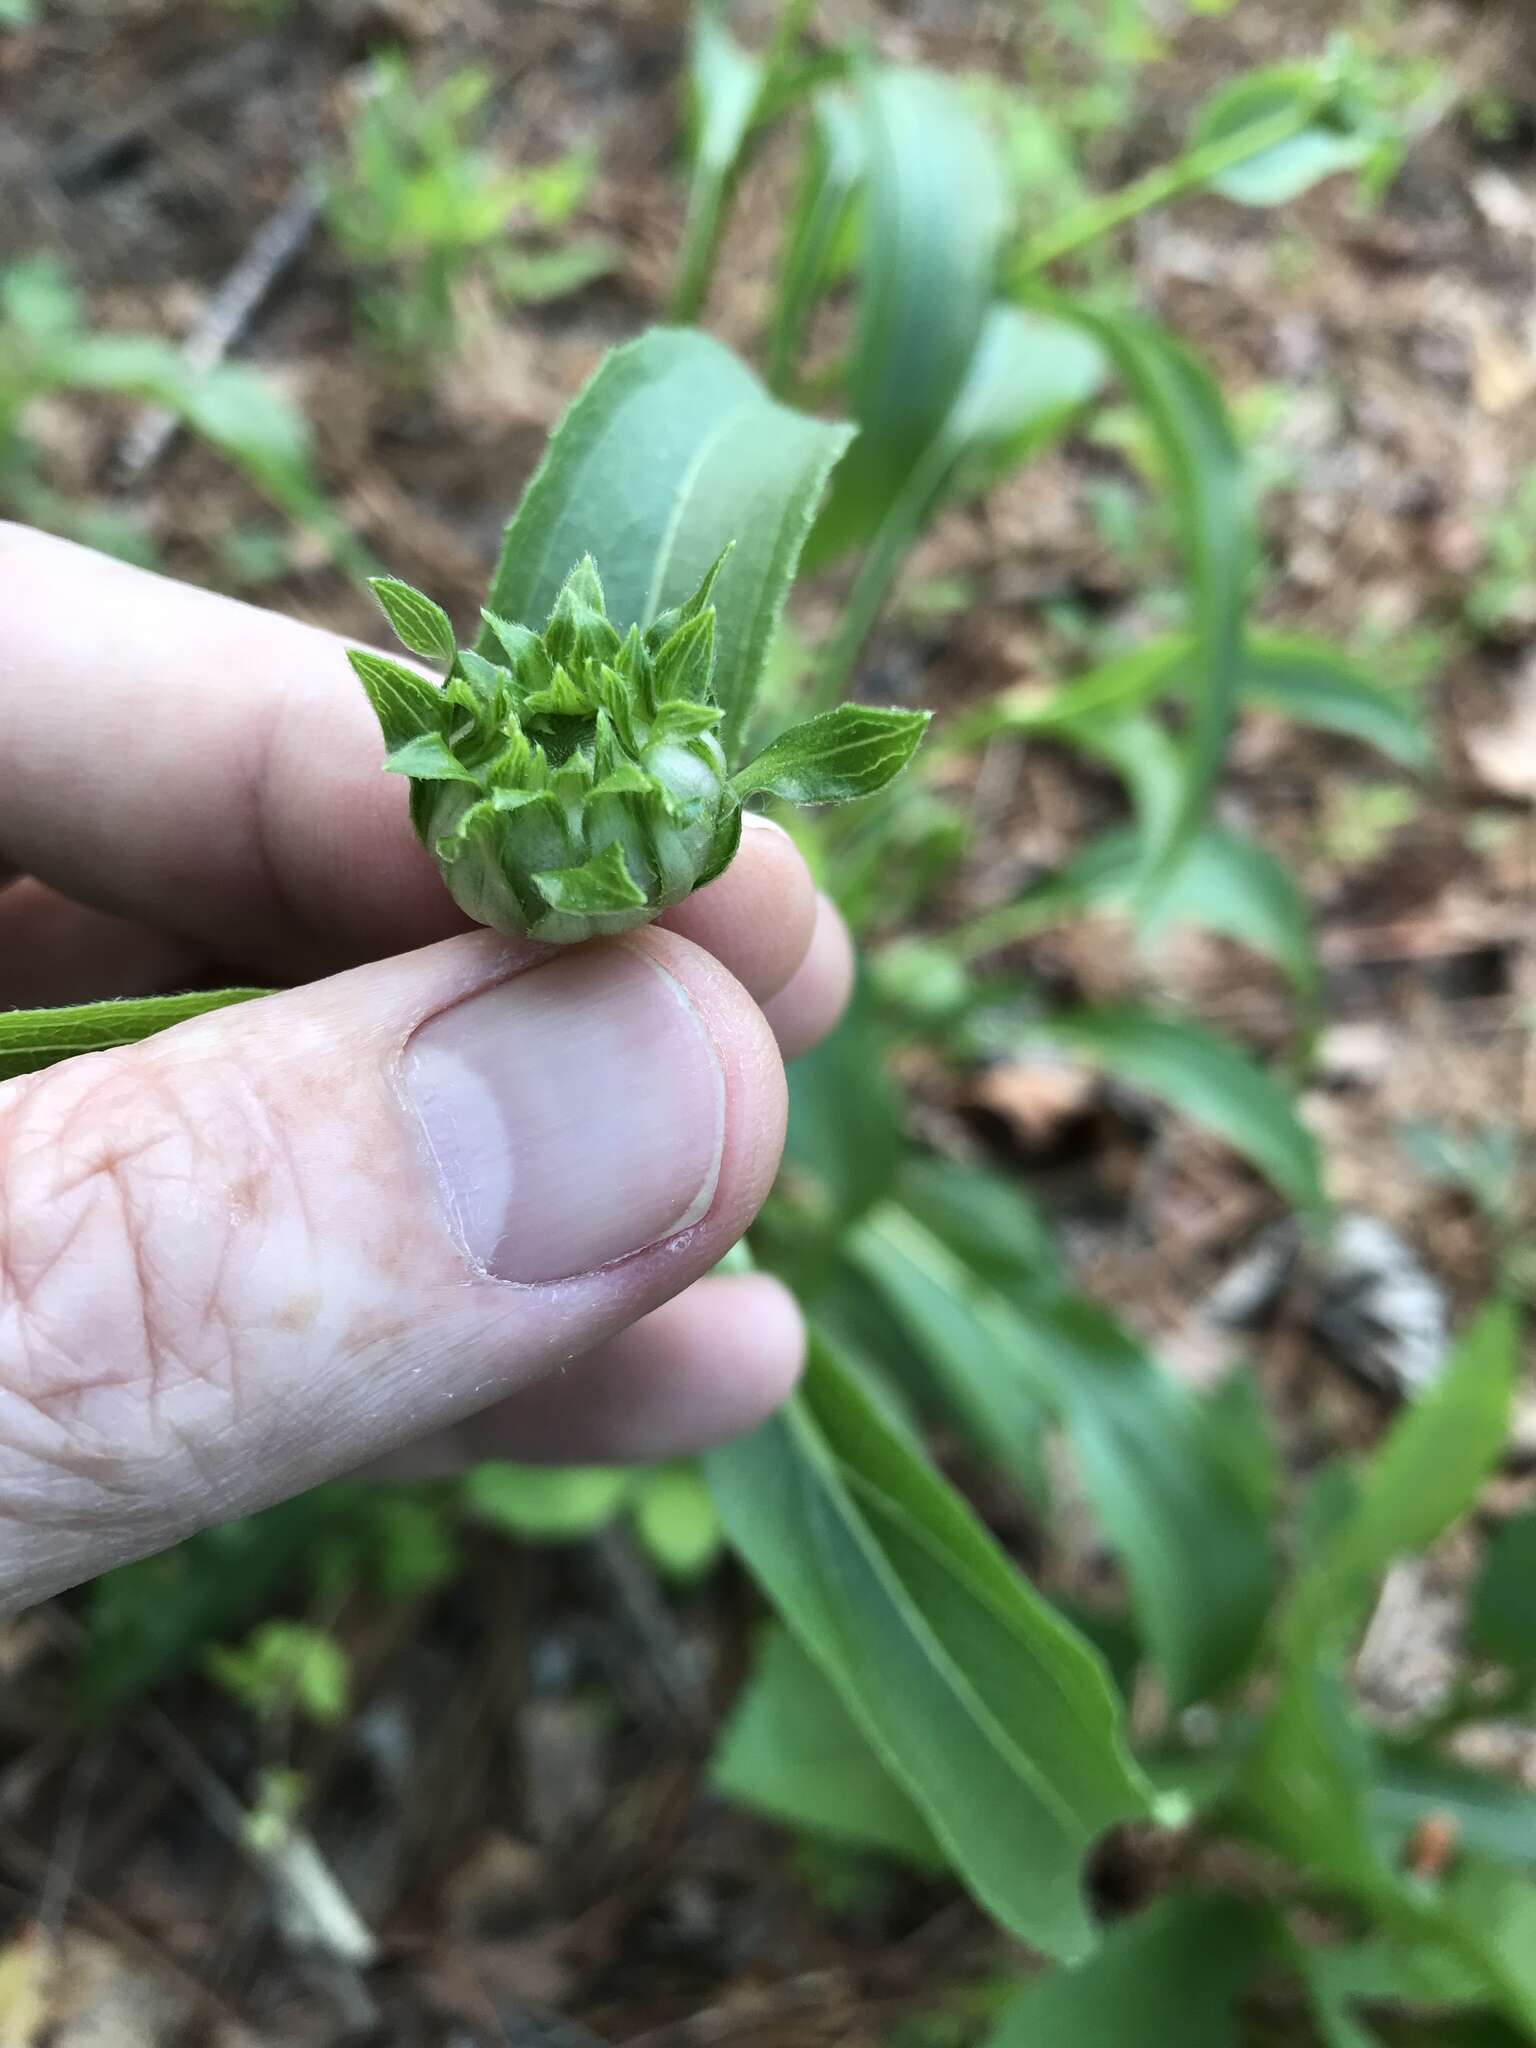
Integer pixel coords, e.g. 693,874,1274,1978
984,1893,1272,2048
848,1212,1051,1499
1238,1305,1519,1931
815,304,1108,698
855,1206,1275,1705
1297,1929,1522,2045
1017,1005,1326,1222
809,67,1007,565
477,328,851,755
1190,64,1374,206
733,705,930,804
706,1339,1151,1961
33,329,357,569
1141,824,1319,1003
632,1465,723,1583
1437,1863,1536,2032
0,988,268,1083
949,631,1428,769
461,1462,632,1541
782,983,904,1229
944,639,1188,751
1039,300,1251,877
958,821,1316,1001
1468,1511,1536,1680
896,1153,1058,1287
533,841,647,917
77,1493,341,1717
673,1,766,321
767,89,868,393
713,1623,945,1865
347,646,448,751
1241,634,1431,768
1372,1750,1536,1876
943,303,1109,485
207,1620,349,1727
1288,1301,1517,1660
368,576,457,667
383,732,482,782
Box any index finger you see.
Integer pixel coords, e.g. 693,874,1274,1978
0,525,818,994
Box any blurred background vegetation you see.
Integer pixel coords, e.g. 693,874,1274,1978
1,0,1534,2041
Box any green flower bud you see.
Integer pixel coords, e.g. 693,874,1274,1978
350,550,931,946
350,554,743,944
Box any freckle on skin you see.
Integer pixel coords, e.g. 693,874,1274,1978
276,1292,321,1334
227,1174,265,1225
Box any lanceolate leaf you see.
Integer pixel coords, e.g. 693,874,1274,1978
1241,635,1430,768
1190,64,1372,207
848,1212,1051,1494
1285,1300,1517,1662
477,328,852,755
808,66,1007,566
0,989,269,1083
767,89,868,394
367,577,457,667
1036,299,1252,878
672,1,765,321
732,704,930,803
706,1339,1151,1961
1018,1005,1326,1223
1141,825,1318,1004
816,305,1107,698
1237,1305,1520,1946
984,1893,1273,2048
854,1206,1275,1706
346,647,448,751
945,631,1428,769
712,1623,945,1865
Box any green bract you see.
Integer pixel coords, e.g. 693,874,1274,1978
350,552,929,943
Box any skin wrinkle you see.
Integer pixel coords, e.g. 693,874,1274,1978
0,918,791,1609
0,1051,308,1515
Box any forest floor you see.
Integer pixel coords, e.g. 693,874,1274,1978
1,0,1534,2041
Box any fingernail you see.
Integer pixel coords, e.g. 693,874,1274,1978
402,943,725,1283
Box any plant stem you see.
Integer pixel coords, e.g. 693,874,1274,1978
1010,99,1325,280
670,170,730,323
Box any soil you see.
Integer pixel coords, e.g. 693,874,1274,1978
0,0,1533,2041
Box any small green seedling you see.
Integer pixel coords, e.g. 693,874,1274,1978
326,52,614,362
349,553,929,943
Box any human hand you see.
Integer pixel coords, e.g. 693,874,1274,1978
0,525,853,1614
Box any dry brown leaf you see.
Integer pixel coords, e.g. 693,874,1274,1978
966,1055,1097,1152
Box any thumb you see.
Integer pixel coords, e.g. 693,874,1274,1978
0,928,785,1611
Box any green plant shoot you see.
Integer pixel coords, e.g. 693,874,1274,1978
350,552,929,943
